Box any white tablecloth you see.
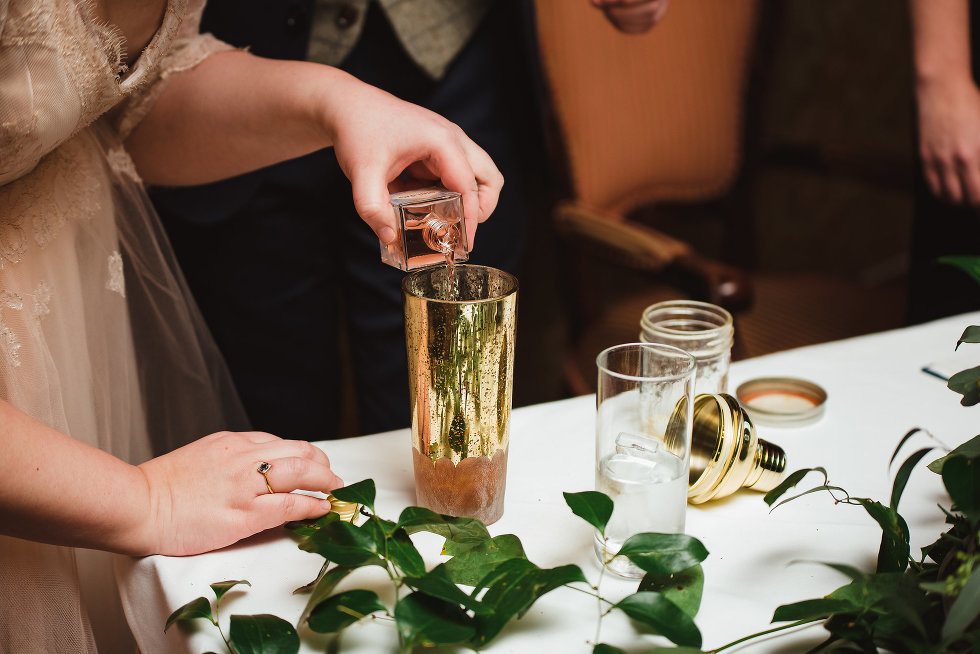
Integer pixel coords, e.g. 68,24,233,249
116,312,980,653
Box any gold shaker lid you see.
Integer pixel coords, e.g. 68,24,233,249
326,494,360,523
683,393,788,504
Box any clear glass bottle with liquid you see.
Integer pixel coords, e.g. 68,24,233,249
382,188,469,271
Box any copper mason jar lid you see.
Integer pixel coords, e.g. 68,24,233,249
735,377,827,427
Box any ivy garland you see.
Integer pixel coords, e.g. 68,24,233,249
167,321,980,653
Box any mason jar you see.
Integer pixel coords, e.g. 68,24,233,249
640,300,734,395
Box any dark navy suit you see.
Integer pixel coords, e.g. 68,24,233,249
150,0,545,440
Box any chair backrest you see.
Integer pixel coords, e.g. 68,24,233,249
534,0,759,216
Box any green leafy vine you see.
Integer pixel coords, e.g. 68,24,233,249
168,326,980,653
167,481,708,652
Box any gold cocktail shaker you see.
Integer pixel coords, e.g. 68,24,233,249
402,264,518,525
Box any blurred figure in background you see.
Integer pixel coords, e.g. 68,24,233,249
151,0,542,441
908,0,980,321
151,0,670,441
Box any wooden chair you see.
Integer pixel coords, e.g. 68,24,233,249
534,0,761,394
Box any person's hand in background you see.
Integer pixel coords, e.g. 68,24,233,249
916,73,980,207
910,0,980,207
591,0,670,34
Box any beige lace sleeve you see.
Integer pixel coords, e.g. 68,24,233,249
115,0,236,139
0,0,121,185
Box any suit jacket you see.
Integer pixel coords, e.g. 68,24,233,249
151,0,500,225
199,0,491,77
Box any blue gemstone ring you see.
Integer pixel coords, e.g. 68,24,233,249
256,461,274,494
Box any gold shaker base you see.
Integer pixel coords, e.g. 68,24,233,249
412,447,508,525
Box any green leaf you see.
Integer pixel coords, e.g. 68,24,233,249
829,571,923,614
617,533,709,576
614,592,702,647
823,612,873,643
593,645,627,654
299,565,356,626
385,527,427,578
330,479,375,513
443,534,527,586
947,366,980,406
515,563,588,607
472,559,587,646
307,590,387,633
442,538,480,557
773,485,860,513
360,514,396,546
890,448,933,510
394,505,445,530
918,580,950,594
642,649,707,654
763,467,827,507
940,255,980,287
811,562,866,581
403,564,484,613
437,516,492,548
165,596,214,631
855,499,910,573
942,455,980,522
228,614,299,654
210,580,251,605
286,511,339,537
956,324,980,348
563,491,614,536
876,595,930,641
943,562,980,642
927,434,980,474
889,429,924,468
638,565,704,618
293,561,330,595
299,520,383,567
772,598,858,623
396,507,491,549
358,514,418,583
394,592,475,648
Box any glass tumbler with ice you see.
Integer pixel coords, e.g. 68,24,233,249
594,343,695,579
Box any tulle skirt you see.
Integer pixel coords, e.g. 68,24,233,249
0,120,248,651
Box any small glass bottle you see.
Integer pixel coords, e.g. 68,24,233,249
381,188,469,271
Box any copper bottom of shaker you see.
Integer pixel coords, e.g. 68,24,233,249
412,447,508,525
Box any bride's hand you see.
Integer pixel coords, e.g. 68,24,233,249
317,72,504,252
137,431,343,556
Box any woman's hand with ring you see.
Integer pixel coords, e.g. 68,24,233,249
135,431,343,556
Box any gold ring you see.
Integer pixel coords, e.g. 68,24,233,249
256,461,274,494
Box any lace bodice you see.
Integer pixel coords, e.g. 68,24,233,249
0,0,187,185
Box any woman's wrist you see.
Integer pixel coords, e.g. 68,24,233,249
915,69,976,103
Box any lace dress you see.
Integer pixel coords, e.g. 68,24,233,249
0,0,248,650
